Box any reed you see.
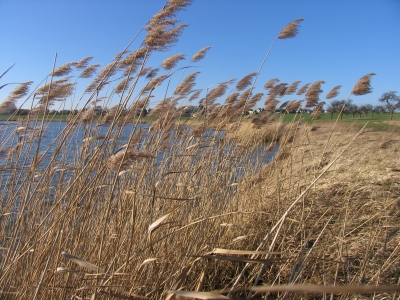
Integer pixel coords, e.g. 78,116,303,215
0,2,398,300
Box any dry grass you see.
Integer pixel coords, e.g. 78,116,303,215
0,2,399,299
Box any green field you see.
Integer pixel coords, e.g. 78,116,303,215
2,112,400,132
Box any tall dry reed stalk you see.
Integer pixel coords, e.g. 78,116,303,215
0,2,398,300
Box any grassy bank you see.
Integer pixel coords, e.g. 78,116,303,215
1,115,399,299
1,1,399,298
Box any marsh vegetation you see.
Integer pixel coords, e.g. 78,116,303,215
0,1,399,299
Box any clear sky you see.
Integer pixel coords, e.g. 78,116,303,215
1,0,399,111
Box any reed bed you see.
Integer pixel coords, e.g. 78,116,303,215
0,1,399,299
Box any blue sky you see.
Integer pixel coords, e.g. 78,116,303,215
1,0,399,110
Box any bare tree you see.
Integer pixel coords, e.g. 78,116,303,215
326,99,346,120
360,104,373,117
346,103,359,119
379,91,400,120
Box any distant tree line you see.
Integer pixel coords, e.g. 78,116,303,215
326,91,400,120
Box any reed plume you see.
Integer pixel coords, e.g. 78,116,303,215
191,46,211,62
146,8,190,56
224,92,239,105
284,80,301,95
106,149,155,171
265,98,280,113
141,74,169,94
4,81,33,102
326,85,342,99
103,104,121,124
287,100,302,111
50,62,77,77
252,111,273,128
188,89,202,102
207,82,229,102
79,63,101,78
118,48,147,70
144,23,188,51
267,82,288,99
75,56,93,69
79,107,96,124
97,62,118,79
0,100,17,115
351,73,375,95
305,80,324,107
114,49,130,61
146,68,159,79
296,82,310,95
124,97,149,123
278,18,305,39
147,0,192,28
115,77,133,94
264,78,279,89
161,53,186,70
175,71,200,95
36,78,71,94
38,82,75,103
236,72,257,91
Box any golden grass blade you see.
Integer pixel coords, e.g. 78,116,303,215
83,136,105,143
148,213,171,234
197,255,286,265
125,190,196,201
61,251,103,272
212,249,282,255
240,284,400,294
168,290,230,299
55,267,72,273
230,235,252,244
140,258,157,268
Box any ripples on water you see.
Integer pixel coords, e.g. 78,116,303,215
0,120,279,214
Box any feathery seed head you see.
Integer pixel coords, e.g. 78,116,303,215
278,18,304,39
351,73,375,95
175,71,200,95
118,48,147,69
188,89,202,102
79,64,101,78
114,49,130,61
41,82,75,102
225,93,240,105
103,104,121,124
284,80,301,95
141,74,169,94
236,72,257,91
97,62,118,80
51,62,77,77
326,85,342,99
6,81,33,103
264,78,280,89
138,66,153,77
296,83,310,95
76,56,93,69
287,100,303,111
191,46,211,62
161,53,186,70
268,83,288,97
207,82,229,101
305,80,325,107
265,98,280,113
115,77,133,94
146,68,159,79
107,149,155,172
144,23,188,51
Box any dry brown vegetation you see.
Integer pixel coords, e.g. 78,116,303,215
1,1,399,299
